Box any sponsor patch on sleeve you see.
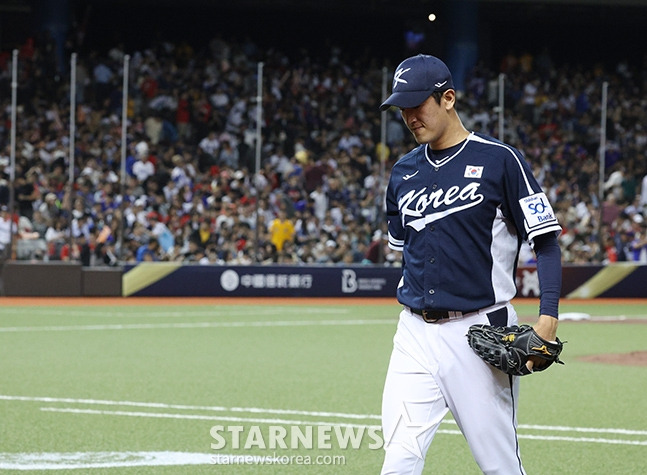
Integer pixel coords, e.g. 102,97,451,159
519,192,558,229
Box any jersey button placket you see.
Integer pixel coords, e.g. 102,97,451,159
425,221,439,307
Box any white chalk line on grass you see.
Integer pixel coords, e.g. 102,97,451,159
40,407,380,429
0,306,352,319
1,408,645,469
0,394,381,420
0,318,394,333
2,315,643,332
38,407,647,447
2,394,645,442
0,451,216,470
0,450,352,470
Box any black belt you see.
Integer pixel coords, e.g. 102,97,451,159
410,306,508,325
410,308,465,323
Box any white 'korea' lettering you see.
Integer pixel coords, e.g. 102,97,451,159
398,182,484,231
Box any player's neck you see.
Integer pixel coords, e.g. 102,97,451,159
428,127,470,151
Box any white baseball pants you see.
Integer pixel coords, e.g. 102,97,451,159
380,303,526,475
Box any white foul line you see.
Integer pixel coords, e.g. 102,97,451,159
0,451,214,470
40,407,380,430
2,394,646,443
0,319,395,333
38,407,647,446
0,394,380,420
0,306,351,319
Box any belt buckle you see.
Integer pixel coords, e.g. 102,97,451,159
421,310,441,323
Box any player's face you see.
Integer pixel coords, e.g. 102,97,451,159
400,91,453,146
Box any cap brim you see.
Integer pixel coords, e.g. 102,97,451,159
379,90,433,111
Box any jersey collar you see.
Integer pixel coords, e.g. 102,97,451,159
424,132,473,168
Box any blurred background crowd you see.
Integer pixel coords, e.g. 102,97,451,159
0,30,646,267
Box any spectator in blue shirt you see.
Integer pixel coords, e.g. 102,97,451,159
136,237,160,262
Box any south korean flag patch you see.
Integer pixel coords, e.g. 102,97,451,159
519,192,558,233
464,165,483,178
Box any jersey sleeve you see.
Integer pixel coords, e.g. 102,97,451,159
503,148,562,244
534,233,562,318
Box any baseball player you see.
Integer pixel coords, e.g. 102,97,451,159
379,54,562,474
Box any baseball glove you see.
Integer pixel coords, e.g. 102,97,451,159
467,324,564,376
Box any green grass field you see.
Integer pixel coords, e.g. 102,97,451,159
1,298,646,474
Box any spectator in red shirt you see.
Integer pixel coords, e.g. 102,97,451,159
175,91,192,141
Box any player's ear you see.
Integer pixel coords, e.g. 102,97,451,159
442,89,456,109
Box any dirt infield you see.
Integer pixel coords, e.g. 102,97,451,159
577,351,647,367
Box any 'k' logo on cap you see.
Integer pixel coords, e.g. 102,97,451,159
393,67,411,88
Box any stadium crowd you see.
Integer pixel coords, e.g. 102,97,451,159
1,32,646,267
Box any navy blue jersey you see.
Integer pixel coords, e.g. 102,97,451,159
386,132,561,312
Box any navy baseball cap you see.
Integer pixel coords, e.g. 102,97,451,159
380,54,454,111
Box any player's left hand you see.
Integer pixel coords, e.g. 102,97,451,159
526,314,559,373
